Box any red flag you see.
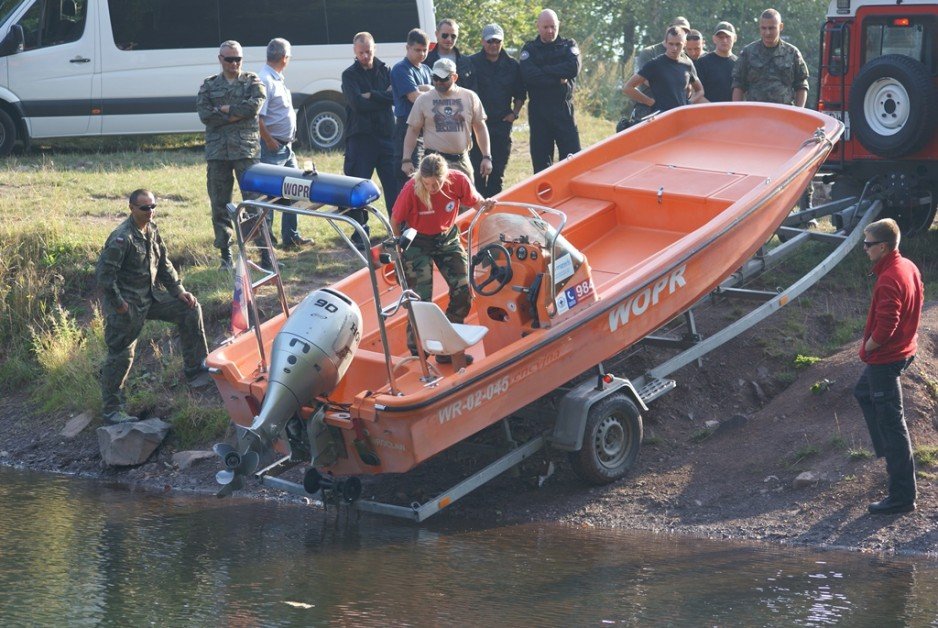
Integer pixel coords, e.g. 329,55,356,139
230,256,251,335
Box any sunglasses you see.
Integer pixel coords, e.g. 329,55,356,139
221,56,242,63
135,203,157,211
486,38,502,44
432,74,453,82
439,33,457,40
862,240,884,248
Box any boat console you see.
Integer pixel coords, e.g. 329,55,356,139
469,205,596,352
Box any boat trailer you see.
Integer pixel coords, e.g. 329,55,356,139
228,184,882,522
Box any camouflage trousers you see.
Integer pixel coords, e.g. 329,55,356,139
402,226,471,352
101,298,208,415
207,157,258,251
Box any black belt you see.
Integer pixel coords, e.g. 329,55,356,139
424,149,466,162
413,226,458,241
273,137,292,145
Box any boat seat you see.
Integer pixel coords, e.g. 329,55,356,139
411,301,488,368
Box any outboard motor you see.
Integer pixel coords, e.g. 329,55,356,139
215,288,362,496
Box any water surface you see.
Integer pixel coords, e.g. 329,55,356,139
1,467,936,625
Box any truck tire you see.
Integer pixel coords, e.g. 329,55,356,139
298,100,345,152
848,54,938,159
569,395,642,485
0,109,17,157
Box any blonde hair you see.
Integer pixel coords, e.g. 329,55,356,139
865,218,901,249
413,154,450,209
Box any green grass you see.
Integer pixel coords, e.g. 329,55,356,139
0,113,614,440
914,445,938,468
794,354,821,369
848,448,874,461
689,428,712,443
791,444,820,465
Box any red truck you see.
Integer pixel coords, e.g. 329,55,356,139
817,0,938,233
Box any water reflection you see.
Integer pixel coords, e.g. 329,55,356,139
1,467,936,625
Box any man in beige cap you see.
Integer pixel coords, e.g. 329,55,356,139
402,57,492,181
694,21,738,103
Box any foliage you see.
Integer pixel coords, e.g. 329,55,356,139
436,0,832,118
791,443,819,465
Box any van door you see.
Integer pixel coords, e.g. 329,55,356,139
7,0,95,138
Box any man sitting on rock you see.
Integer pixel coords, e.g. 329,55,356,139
96,189,212,424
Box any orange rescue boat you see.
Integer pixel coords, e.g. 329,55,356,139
206,103,843,508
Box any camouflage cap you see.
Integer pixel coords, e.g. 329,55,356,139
669,16,691,32
715,21,736,36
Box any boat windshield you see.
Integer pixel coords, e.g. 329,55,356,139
477,208,584,268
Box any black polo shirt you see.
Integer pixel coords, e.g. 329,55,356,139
695,52,737,103
638,54,698,113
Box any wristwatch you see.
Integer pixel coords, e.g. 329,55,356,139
482,155,492,160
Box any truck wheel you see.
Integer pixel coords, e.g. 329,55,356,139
849,54,938,159
569,395,642,485
0,109,17,157
298,100,345,152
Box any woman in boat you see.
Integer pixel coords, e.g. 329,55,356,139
390,153,495,361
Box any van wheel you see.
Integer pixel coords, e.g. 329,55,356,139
0,109,17,157
849,54,938,159
298,101,345,152
569,395,642,485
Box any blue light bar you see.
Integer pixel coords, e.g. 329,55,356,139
240,163,381,208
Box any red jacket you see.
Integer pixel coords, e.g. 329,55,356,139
859,249,923,364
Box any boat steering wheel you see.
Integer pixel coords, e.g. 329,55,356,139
470,243,513,296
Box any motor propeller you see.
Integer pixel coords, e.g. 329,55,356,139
213,442,260,497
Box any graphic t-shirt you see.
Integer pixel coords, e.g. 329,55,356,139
391,170,482,234
406,85,486,154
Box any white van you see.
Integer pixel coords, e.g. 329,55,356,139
0,0,436,155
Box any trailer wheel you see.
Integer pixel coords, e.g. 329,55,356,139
298,100,346,152
0,109,16,157
569,395,642,485
849,55,938,159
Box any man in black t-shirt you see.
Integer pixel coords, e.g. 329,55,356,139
694,21,738,103
623,27,702,114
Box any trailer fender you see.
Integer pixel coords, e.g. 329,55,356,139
552,376,647,452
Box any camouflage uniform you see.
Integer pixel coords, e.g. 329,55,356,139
196,72,266,253
96,217,208,416
732,39,809,105
402,226,471,352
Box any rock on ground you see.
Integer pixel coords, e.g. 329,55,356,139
97,419,171,467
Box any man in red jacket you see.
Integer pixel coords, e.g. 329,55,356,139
854,218,924,515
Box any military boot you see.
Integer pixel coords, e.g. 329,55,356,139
219,248,233,271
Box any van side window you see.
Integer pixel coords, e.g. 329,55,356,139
109,0,220,50
220,0,328,47
324,0,420,44
18,0,86,51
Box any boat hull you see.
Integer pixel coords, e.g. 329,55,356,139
207,103,843,478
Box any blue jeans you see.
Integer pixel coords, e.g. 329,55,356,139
854,357,917,503
260,141,302,243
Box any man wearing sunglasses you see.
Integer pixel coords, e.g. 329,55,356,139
424,18,476,92
520,9,581,173
197,40,267,270
96,190,211,425
469,23,526,197
854,219,923,515
401,58,491,183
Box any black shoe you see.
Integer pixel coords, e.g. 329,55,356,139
282,236,313,250
868,497,916,515
260,255,282,271
219,249,233,271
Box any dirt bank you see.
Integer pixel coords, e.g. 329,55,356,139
2,301,935,557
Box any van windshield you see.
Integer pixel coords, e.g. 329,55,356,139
0,0,26,26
